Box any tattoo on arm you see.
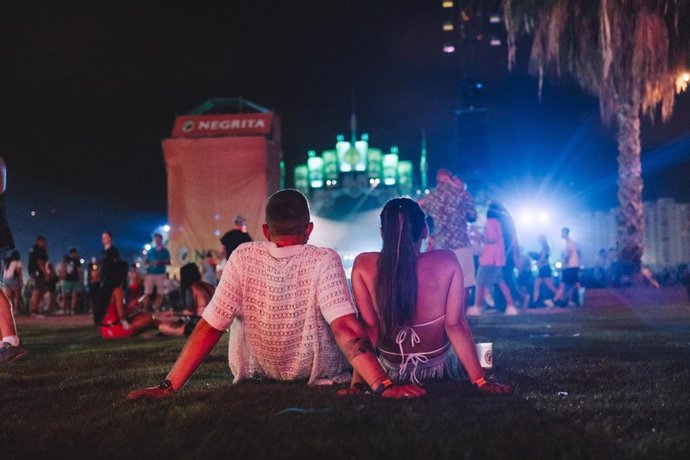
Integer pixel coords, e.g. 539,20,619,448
343,336,376,362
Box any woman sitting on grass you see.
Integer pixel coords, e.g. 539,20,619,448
99,260,155,339
345,197,512,394
154,262,215,337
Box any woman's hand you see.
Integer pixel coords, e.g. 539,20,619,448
477,381,513,394
337,383,426,399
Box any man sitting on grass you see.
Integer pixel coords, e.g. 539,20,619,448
128,189,425,400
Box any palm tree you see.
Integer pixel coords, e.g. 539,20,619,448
503,0,689,274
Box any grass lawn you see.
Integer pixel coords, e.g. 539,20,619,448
2,301,689,459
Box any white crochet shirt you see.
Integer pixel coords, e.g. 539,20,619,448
203,241,355,385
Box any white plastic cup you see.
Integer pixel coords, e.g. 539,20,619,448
476,342,493,369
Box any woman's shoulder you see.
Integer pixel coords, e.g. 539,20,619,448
354,251,379,263
352,252,379,274
419,249,458,263
418,249,461,272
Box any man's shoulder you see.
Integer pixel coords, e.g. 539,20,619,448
232,241,264,254
302,244,341,260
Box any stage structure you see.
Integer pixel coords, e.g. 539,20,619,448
162,98,281,268
293,132,426,268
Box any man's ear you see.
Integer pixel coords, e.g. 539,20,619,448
305,222,314,238
262,223,272,241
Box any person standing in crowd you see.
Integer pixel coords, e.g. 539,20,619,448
86,257,101,315
201,251,217,286
60,248,83,315
100,231,120,283
533,235,558,307
219,215,252,260
0,156,28,362
28,235,49,318
95,231,120,324
128,189,424,400
554,227,581,307
467,203,519,316
419,169,478,312
142,233,170,313
44,260,59,314
493,202,522,311
3,249,24,315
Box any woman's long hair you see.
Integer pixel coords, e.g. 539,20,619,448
375,197,426,335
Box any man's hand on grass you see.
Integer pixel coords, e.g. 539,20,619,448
477,381,513,395
126,383,175,400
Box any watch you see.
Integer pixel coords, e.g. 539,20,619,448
159,378,175,392
372,378,393,396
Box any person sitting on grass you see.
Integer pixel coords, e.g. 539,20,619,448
342,197,512,394
99,260,155,339
127,189,425,400
155,262,215,337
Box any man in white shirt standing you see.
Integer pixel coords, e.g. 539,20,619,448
554,227,581,307
128,189,424,400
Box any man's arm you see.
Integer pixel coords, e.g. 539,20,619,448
127,318,225,399
330,314,425,399
347,254,380,387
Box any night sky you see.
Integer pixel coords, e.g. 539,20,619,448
2,0,689,261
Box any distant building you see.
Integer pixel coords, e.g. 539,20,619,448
579,198,690,269
643,198,690,269
441,0,504,54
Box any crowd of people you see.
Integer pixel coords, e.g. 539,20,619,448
1,163,621,400
419,169,585,316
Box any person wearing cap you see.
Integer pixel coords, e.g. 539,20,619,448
142,233,171,313
219,215,252,261
127,189,425,400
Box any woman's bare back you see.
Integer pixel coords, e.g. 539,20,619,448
352,249,464,359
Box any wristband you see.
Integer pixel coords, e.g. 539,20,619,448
372,378,393,396
473,377,487,388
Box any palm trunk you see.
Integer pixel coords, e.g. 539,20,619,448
615,104,644,275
